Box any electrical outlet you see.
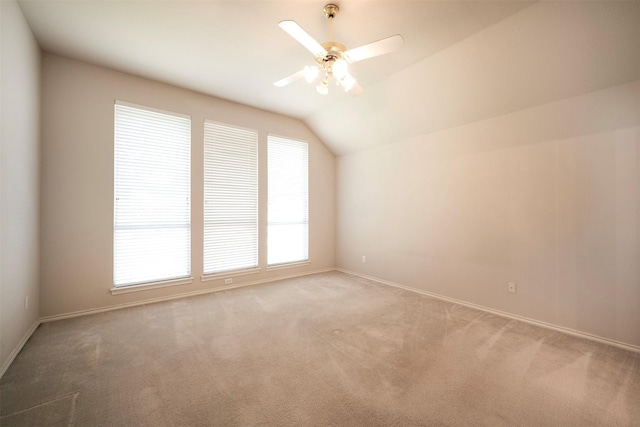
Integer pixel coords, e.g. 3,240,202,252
224,278,233,285
362,255,366,263
25,296,29,310
508,282,516,294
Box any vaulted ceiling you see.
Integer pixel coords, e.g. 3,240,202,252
17,0,640,155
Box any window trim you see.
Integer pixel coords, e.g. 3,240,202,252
200,267,261,282
110,276,194,295
265,261,311,272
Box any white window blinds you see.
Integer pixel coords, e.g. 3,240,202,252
114,102,191,287
204,121,258,274
267,135,308,266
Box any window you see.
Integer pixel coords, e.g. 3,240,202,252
267,135,308,266
203,121,258,275
113,102,191,287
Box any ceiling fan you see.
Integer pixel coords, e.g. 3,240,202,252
274,3,404,96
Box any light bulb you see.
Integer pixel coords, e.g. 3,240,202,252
304,65,319,83
316,81,329,95
333,59,348,80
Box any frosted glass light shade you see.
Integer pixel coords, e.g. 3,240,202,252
304,65,319,83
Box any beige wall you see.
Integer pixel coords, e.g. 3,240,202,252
337,81,640,347
40,54,335,317
0,0,41,371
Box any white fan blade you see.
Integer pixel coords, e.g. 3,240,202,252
338,71,362,96
344,34,404,63
348,80,364,97
273,69,305,87
279,20,327,58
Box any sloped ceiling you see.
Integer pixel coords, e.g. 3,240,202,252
17,0,640,156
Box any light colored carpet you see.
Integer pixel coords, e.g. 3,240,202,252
1,271,639,426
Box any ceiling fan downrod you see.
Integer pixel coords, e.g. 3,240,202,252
323,4,339,41
317,3,348,89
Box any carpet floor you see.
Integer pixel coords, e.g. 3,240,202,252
1,271,639,426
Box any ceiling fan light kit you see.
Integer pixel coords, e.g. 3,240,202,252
274,3,404,97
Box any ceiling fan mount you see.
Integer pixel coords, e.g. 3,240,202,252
274,3,404,96
323,4,339,19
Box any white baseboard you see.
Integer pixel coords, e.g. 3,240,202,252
0,320,40,379
11,266,636,381
337,268,640,354
40,268,336,323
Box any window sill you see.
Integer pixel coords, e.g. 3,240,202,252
201,267,261,282
110,277,194,295
266,260,310,272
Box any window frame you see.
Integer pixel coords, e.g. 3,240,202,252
112,100,193,292
202,120,260,278
266,134,310,268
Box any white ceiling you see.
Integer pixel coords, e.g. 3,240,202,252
17,0,640,155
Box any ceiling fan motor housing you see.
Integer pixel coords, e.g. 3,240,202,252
316,41,347,76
